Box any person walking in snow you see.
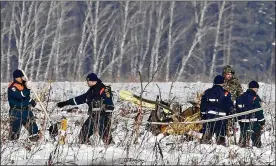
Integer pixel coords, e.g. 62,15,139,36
200,75,234,146
56,73,115,145
8,69,40,142
235,81,265,148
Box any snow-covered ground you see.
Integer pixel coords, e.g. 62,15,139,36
1,82,275,165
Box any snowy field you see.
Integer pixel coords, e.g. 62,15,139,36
1,82,275,165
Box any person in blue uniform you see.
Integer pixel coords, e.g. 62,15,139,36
200,75,234,146
57,73,115,145
8,69,39,142
236,81,265,148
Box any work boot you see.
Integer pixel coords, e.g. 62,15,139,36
103,135,115,145
252,130,262,148
29,134,39,142
238,131,251,148
200,133,212,144
79,135,89,144
8,132,20,141
217,137,226,146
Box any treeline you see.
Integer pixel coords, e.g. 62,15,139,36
1,1,275,83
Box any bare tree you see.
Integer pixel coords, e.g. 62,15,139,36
139,2,153,73
150,2,166,78
130,3,145,79
270,39,275,80
81,2,118,79
176,1,209,81
15,2,26,69
21,2,36,72
28,1,39,80
44,2,76,80
72,1,93,80
165,1,175,81
226,2,234,66
96,5,118,74
44,1,60,80
6,2,15,81
1,1,274,83
106,32,119,80
116,1,130,79
209,1,226,80
35,1,56,81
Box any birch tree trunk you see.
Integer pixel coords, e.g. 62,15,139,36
29,2,39,80
17,2,27,69
209,1,226,80
139,3,153,72
44,2,59,79
96,10,117,74
165,1,175,81
223,11,227,67
226,2,234,66
1,6,9,80
36,2,54,80
130,28,136,77
98,31,114,75
270,39,275,80
150,2,164,78
74,1,92,79
116,1,129,79
54,4,64,81
133,18,140,77
193,1,199,24
6,3,15,81
176,1,208,81
22,1,35,72
92,1,99,73
108,34,118,80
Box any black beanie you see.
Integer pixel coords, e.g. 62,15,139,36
13,69,24,78
214,75,225,84
86,73,98,81
249,80,259,88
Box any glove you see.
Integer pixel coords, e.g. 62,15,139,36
104,105,114,113
25,81,32,89
106,105,114,111
57,101,68,108
258,119,265,126
30,99,36,107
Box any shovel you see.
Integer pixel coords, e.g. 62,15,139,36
21,70,59,138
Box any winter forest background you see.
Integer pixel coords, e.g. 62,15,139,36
1,1,275,83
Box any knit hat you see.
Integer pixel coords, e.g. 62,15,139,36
214,75,225,84
13,69,24,78
86,73,98,81
249,80,259,88
222,65,235,76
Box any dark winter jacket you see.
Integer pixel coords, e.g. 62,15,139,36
235,89,265,125
63,80,114,113
200,85,234,119
8,80,35,109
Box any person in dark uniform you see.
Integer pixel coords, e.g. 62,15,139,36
57,73,114,145
236,81,265,148
8,69,39,142
200,75,234,146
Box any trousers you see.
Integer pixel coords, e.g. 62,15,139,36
239,122,263,148
9,108,38,140
79,112,112,145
